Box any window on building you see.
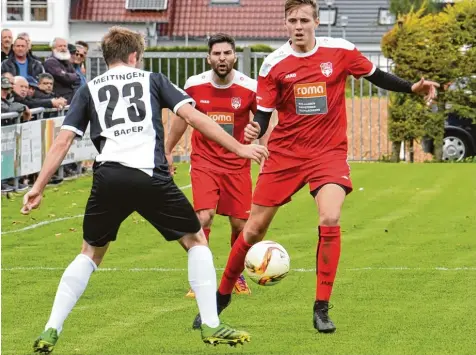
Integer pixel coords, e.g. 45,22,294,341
6,0,24,21
378,8,396,26
31,0,48,21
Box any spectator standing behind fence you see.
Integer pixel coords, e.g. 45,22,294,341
1,37,44,79
75,41,89,77
44,38,80,103
17,32,43,62
1,29,13,62
12,76,66,111
1,76,31,123
70,44,87,86
34,73,55,99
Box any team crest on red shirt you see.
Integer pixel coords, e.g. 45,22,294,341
320,62,333,77
231,97,241,109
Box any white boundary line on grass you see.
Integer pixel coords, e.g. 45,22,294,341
1,184,192,235
2,267,476,272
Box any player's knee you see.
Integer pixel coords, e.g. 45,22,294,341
243,222,267,244
197,209,214,228
179,230,208,250
319,210,341,226
230,218,246,236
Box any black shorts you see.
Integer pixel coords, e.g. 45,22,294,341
83,162,201,247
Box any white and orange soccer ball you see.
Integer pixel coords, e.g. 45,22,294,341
244,241,290,286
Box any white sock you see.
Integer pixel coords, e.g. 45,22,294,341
188,245,220,328
45,254,97,334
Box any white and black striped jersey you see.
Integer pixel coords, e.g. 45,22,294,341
61,65,194,176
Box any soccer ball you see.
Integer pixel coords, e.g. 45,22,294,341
244,241,290,286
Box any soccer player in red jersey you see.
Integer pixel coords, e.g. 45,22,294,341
192,0,439,332
166,33,271,298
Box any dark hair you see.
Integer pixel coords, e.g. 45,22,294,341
75,40,89,50
101,26,145,66
285,0,318,19
207,33,236,53
38,73,54,83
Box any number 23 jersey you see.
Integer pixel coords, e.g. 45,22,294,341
61,65,194,176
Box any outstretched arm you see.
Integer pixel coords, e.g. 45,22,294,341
176,103,269,164
365,68,439,103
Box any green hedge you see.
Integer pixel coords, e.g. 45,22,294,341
381,0,476,161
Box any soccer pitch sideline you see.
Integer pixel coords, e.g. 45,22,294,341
2,163,475,355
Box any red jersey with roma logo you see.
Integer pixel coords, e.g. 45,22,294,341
257,37,375,171
184,69,257,173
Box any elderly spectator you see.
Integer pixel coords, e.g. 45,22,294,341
1,37,44,78
17,32,43,62
12,76,66,111
43,38,80,103
1,29,13,61
1,76,31,122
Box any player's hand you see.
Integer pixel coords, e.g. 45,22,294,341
244,121,261,142
412,77,440,104
21,188,42,215
165,153,176,176
237,143,269,164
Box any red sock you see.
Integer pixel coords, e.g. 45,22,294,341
230,231,239,246
219,232,251,295
316,226,341,301
203,227,210,243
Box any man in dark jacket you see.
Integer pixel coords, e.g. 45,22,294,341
12,76,66,111
43,38,80,103
1,37,44,79
34,73,56,99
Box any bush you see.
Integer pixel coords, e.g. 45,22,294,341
381,0,476,161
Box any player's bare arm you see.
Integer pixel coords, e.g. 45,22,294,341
365,68,439,103
165,116,189,175
176,103,269,164
21,129,77,214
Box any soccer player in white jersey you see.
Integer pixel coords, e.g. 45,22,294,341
21,26,268,354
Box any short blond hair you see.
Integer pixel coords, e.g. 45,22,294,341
101,26,145,66
285,0,318,19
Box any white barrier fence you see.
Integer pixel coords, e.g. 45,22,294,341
1,114,97,182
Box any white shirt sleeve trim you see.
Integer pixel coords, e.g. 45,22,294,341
362,64,377,78
257,105,275,112
61,125,84,137
173,98,196,114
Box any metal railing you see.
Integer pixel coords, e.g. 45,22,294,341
29,49,394,162
1,106,74,191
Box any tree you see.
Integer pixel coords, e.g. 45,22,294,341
382,0,476,162
390,0,442,16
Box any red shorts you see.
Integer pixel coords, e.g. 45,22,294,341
191,167,252,219
253,156,352,207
